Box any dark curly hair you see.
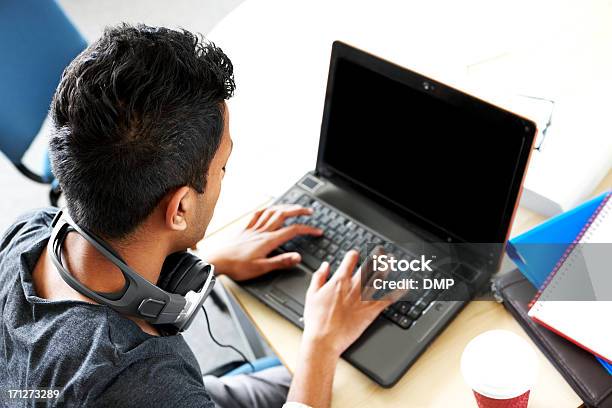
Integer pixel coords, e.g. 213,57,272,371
49,23,235,239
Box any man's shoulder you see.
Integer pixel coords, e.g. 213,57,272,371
87,351,215,408
0,207,57,294
0,207,57,254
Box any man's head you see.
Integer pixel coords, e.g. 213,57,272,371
50,24,234,250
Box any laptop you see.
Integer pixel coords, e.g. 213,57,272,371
239,41,536,387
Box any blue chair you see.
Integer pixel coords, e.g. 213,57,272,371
0,0,87,205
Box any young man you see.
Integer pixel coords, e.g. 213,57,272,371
0,25,392,407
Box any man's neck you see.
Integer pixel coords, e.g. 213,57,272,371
62,231,169,293
34,231,171,337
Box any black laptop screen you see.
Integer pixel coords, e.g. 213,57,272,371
319,51,534,243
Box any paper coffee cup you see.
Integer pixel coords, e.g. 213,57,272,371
461,330,538,408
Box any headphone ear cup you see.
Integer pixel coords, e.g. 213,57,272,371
157,252,190,293
158,252,210,296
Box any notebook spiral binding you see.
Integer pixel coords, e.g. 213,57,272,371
528,192,611,308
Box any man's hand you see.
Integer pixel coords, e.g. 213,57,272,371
287,250,397,408
302,250,394,358
204,204,322,281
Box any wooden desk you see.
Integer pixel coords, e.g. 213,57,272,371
198,171,610,407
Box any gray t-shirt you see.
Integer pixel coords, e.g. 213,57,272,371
0,208,215,407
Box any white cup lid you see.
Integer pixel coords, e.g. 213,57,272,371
461,330,538,399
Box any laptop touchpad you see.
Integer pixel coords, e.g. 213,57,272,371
272,267,310,305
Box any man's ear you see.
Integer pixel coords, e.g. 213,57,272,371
165,186,192,231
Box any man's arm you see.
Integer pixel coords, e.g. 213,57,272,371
287,340,338,407
286,252,392,408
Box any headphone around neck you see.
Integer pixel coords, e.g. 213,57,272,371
48,209,216,334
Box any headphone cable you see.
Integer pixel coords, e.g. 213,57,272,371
201,306,255,374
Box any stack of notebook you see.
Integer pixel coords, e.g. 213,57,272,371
507,191,612,374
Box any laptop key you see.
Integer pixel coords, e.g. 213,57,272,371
299,251,324,271
296,195,311,207
395,301,411,315
407,306,421,320
341,241,352,252
383,242,396,254
315,249,326,259
420,290,439,306
398,316,413,329
283,242,296,252
353,236,366,249
319,238,331,249
331,234,343,245
389,311,403,324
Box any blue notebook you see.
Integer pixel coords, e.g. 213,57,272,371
507,191,612,374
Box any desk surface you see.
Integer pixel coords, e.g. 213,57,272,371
199,171,611,408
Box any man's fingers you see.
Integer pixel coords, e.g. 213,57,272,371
361,273,380,300
350,265,395,302
360,265,407,303
360,253,389,300
308,261,330,294
360,298,395,324
252,208,276,230
255,252,302,274
261,206,313,231
350,265,364,294
269,224,323,247
246,208,265,229
249,204,314,231
332,250,359,282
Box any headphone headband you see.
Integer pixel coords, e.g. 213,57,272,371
48,209,215,332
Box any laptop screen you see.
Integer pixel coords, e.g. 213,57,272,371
317,43,535,243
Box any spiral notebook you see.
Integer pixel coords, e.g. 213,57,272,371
528,193,612,364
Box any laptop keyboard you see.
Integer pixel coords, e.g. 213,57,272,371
277,192,444,330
